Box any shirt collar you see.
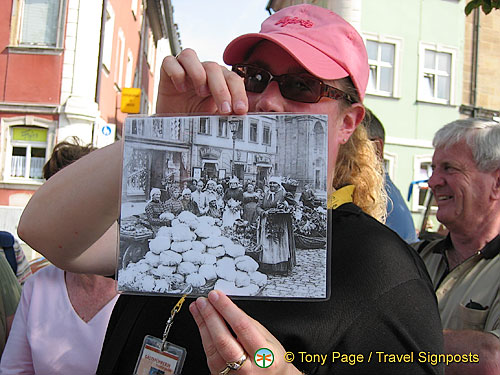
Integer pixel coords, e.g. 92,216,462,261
480,234,500,259
432,233,500,259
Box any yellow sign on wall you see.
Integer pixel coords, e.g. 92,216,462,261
12,127,48,142
121,88,142,114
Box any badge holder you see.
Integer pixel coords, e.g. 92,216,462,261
134,288,191,375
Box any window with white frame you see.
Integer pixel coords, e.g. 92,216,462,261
364,34,401,97
218,118,228,137
411,156,437,211
233,120,243,140
13,0,66,48
199,118,211,135
146,29,155,69
125,49,134,88
383,152,396,180
114,29,125,89
418,43,456,104
102,3,115,71
249,120,258,142
131,0,138,17
9,127,47,180
262,124,271,145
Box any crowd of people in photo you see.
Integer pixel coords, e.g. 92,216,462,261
143,175,319,276
145,176,316,229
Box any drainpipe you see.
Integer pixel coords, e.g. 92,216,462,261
137,0,147,113
95,0,107,104
470,8,480,118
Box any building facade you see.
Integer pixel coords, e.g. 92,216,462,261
267,0,466,227
0,0,179,247
461,7,500,119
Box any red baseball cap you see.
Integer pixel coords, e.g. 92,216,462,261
223,4,369,101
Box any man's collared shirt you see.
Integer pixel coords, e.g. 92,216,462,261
418,235,500,339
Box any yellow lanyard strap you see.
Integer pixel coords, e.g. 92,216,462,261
161,292,189,351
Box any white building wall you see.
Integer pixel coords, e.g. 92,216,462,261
58,0,102,144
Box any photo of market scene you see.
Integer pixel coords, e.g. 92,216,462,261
118,114,328,299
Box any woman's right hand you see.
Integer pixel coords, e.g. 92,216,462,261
156,48,249,116
190,290,302,375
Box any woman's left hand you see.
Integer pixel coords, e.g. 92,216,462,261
189,290,301,375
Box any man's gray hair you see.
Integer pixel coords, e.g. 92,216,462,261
433,118,500,172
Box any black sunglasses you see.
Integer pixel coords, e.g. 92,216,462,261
232,64,356,104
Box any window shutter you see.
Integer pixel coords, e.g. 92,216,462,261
20,0,59,46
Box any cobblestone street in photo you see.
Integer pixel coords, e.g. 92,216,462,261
260,248,327,298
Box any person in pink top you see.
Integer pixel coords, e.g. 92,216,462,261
0,265,117,374
0,140,118,374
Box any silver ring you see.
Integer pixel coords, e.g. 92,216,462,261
219,353,247,374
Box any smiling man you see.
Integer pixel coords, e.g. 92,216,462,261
417,118,500,374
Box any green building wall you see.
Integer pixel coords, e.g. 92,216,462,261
361,0,465,230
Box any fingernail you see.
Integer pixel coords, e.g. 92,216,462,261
189,302,198,315
197,297,207,309
234,100,246,112
199,84,209,96
221,101,231,113
208,290,219,303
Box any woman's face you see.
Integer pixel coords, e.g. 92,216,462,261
152,191,161,201
247,184,255,193
245,41,364,190
269,182,279,192
172,189,180,199
230,182,238,189
216,186,224,194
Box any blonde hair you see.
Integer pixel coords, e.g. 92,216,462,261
326,77,387,222
332,115,387,223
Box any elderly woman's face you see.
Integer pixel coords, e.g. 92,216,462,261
245,41,363,192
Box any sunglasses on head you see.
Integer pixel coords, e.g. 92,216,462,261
232,64,356,104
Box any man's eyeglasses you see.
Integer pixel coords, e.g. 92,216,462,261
232,64,356,104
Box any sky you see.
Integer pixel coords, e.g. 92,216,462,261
170,0,271,66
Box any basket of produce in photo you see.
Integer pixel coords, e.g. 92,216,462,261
281,178,299,194
294,233,327,249
292,205,327,249
245,244,262,262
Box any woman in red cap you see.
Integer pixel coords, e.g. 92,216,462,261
18,5,443,374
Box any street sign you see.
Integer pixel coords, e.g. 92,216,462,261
121,88,142,114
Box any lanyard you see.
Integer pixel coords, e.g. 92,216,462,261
161,289,191,351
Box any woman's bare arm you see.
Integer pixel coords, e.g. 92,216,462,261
18,50,248,276
18,141,122,275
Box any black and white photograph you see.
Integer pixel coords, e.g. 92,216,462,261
117,114,329,300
